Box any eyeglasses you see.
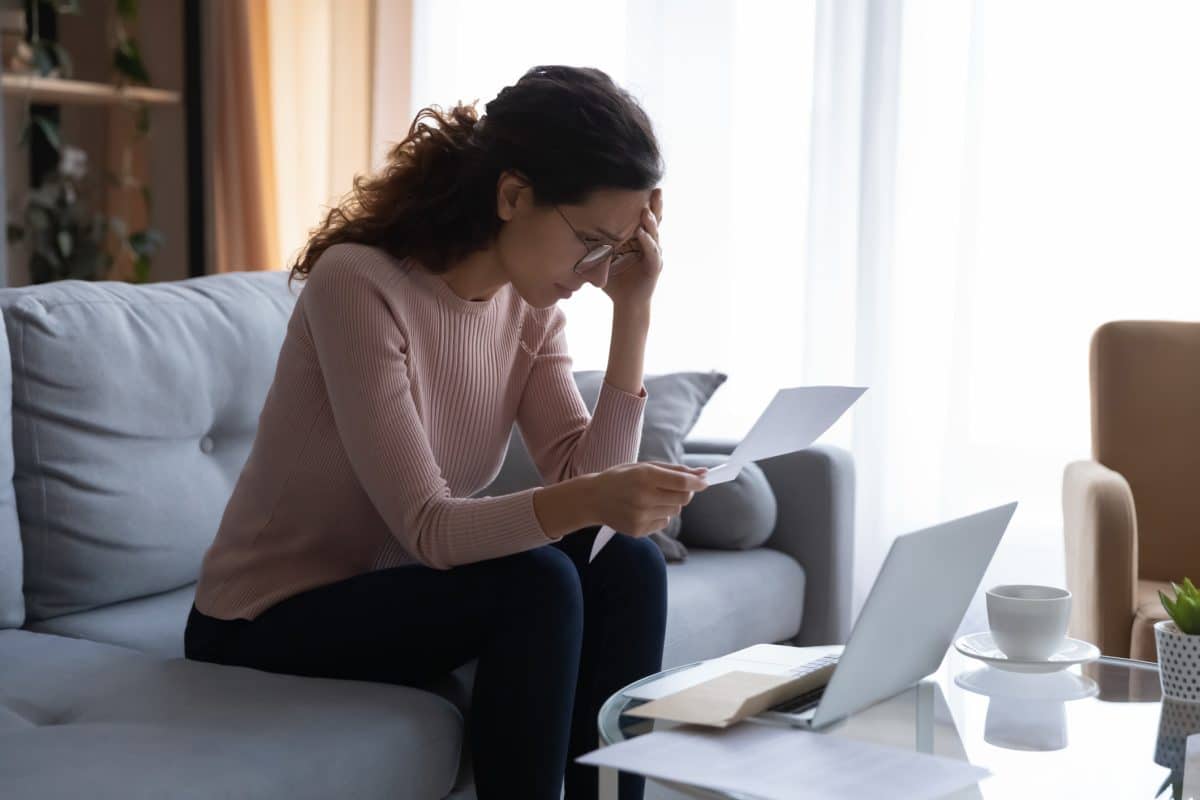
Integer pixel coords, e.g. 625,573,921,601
553,205,642,276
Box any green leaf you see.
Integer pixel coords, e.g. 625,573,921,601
49,42,73,79
1161,590,1178,620
32,115,61,153
56,230,73,260
133,253,150,283
31,43,56,77
1179,595,1200,635
116,0,138,21
129,227,164,256
113,39,151,85
1183,577,1198,598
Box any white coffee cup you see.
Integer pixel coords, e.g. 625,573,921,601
986,584,1072,661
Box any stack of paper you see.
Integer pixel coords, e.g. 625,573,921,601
578,722,988,800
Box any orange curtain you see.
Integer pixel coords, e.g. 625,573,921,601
203,0,279,273
203,0,412,274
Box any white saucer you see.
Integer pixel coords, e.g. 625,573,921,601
955,665,1099,701
953,632,1100,674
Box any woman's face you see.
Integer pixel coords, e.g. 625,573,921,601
495,173,651,308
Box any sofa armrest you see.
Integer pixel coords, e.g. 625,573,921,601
681,436,738,456
760,445,855,646
682,438,856,646
1063,459,1138,658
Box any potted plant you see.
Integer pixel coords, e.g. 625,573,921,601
1157,579,1200,702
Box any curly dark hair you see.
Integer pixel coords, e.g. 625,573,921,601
288,65,663,286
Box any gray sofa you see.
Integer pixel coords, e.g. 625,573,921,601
0,270,855,799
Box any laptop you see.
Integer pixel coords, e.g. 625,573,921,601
752,501,1017,730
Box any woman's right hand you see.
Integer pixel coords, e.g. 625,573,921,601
588,461,710,537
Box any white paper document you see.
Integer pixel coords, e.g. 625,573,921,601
578,721,989,800
589,386,868,563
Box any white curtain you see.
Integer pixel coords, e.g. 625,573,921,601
265,0,374,269
408,0,817,441
401,0,1200,632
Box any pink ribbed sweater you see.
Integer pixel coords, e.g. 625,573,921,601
193,242,647,621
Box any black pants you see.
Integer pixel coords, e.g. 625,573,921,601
184,525,668,800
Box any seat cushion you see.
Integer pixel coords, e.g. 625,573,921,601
662,547,805,668
1133,579,1172,662
32,548,807,678
0,629,463,800
0,272,298,622
22,584,196,659
7,546,806,796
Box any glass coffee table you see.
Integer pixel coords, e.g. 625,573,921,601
597,644,1181,799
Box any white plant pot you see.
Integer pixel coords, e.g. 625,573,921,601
1156,620,1200,702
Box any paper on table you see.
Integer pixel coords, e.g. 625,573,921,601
577,722,989,800
588,386,867,563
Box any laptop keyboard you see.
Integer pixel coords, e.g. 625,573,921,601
767,653,840,713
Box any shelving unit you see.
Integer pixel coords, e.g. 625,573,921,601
1,74,180,107
1,1,203,286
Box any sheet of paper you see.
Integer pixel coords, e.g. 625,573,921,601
577,721,989,800
589,525,618,562
625,644,843,700
589,386,867,562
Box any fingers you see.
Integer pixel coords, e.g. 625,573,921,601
644,462,708,491
641,205,660,241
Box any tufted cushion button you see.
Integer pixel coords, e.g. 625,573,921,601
199,435,215,454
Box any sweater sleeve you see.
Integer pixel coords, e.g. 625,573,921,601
516,306,648,485
302,256,561,570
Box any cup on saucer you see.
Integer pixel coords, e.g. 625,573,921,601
986,584,1071,661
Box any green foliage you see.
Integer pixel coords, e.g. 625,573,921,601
1160,578,1200,635
7,1,164,284
7,167,113,283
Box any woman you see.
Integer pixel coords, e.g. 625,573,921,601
184,65,709,800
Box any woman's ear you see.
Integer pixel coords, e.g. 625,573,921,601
496,171,530,222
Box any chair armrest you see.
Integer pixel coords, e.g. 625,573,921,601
1063,459,1138,658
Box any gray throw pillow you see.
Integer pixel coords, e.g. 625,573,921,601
678,454,778,550
476,370,727,562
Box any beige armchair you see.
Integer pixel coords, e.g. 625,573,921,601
1064,321,1200,662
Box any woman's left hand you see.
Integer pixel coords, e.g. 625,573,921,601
601,188,663,310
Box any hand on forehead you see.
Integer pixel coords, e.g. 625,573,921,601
577,187,660,243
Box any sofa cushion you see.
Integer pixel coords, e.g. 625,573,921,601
663,547,804,668
678,453,778,550
27,548,806,678
23,584,195,659
0,310,22,629
0,629,463,800
0,272,298,621
15,546,803,795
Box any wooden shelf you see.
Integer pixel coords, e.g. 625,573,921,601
0,74,180,107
